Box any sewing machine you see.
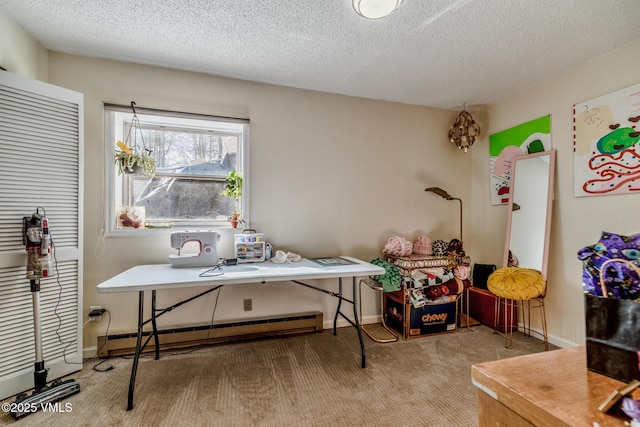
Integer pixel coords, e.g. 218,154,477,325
169,230,219,268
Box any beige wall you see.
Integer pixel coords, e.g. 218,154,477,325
45,53,470,351
471,38,640,347
6,5,640,351
0,9,48,80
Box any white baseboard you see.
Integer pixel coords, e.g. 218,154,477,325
82,316,578,356
83,347,98,359
516,322,578,349
325,314,381,330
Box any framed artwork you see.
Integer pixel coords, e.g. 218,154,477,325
573,82,640,197
489,115,551,205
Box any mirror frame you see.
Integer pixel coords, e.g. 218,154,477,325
502,150,556,279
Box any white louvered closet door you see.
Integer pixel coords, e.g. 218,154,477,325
0,71,83,399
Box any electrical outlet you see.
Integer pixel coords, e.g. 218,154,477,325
89,305,104,321
243,299,252,312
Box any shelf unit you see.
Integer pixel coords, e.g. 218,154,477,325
383,254,471,339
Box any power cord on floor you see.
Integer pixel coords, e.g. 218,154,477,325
119,286,223,359
165,286,222,356
48,218,84,367
85,309,114,372
34,207,114,372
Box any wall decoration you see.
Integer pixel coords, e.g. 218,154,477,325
448,106,481,153
573,82,640,197
489,115,551,205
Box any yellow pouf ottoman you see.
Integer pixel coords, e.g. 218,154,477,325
487,267,546,300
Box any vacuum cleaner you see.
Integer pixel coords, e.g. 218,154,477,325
9,209,80,419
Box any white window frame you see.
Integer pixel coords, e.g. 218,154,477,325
103,104,250,236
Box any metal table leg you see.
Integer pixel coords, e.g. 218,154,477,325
151,290,160,360
127,291,144,411
292,276,366,368
351,277,366,368
333,278,342,335
124,286,224,410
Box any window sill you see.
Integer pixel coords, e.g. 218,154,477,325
106,223,247,238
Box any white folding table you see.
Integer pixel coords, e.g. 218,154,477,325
97,256,384,410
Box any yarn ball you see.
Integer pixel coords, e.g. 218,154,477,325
454,265,470,280
370,258,402,292
413,235,433,255
487,267,546,300
432,239,448,257
447,239,465,256
383,236,413,257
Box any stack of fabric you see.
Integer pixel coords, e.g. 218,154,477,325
409,267,470,307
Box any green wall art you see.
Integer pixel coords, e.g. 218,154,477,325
489,115,551,205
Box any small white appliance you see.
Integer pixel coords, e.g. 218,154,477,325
169,230,219,267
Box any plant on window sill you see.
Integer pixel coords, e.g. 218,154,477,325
223,170,243,228
114,140,156,178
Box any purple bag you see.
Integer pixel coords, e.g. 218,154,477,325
577,231,640,299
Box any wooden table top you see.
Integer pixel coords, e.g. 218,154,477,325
471,346,640,426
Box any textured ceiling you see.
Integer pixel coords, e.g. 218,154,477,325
1,0,639,109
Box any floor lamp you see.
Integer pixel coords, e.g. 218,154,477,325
425,187,476,328
424,187,462,242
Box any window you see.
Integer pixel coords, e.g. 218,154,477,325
104,104,249,235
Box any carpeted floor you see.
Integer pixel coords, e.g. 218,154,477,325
1,324,552,426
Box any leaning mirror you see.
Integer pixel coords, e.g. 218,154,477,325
502,150,556,278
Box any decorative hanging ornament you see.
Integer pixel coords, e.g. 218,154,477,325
448,106,480,153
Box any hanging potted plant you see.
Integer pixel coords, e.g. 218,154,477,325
114,101,156,178
223,170,243,228
114,140,156,178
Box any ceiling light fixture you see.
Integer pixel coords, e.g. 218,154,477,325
352,0,404,19
448,105,480,153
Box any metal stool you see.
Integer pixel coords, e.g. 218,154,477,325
488,267,548,350
358,277,398,343
519,295,548,350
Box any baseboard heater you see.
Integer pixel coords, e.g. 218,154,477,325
97,311,323,357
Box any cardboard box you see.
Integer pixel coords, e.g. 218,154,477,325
467,287,516,332
585,294,640,382
384,291,457,338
